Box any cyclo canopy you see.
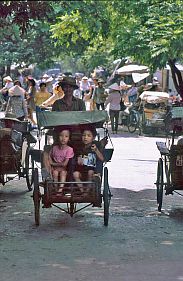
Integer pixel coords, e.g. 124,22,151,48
36,110,109,129
139,91,169,104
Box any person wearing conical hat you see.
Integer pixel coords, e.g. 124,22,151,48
105,83,121,134
5,80,28,121
80,76,90,100
0,76,14,102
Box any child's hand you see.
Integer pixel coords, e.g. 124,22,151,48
91,144,97,152
77,156,83,165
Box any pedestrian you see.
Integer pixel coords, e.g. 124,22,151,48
34,82,51,112
105,83,121,134
5,80,28,121
89,77,98,110
93,79,107,110
26,77,37,125
80,76,90,100
0,76,14,102
40,82,65,108
127,82,138,104
42,74,54,94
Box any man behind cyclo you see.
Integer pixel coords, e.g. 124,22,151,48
41,75,105,185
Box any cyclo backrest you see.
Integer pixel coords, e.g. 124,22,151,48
170,144,183,189
0,128,22,173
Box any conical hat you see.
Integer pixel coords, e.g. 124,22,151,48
3,76,13,82
108,83,121,91
9,85,25,96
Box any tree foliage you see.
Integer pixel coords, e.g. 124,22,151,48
0,1,53,34
0,0,183,96
109,0,183,95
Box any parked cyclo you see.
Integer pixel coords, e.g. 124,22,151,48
156,106,183,211
0,115,37,189
31,110,113,226
139,91,170,135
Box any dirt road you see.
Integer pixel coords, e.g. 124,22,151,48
1,180,183,281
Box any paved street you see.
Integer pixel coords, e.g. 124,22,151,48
0,114,183,281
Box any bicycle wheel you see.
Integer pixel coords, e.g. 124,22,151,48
33,168,41,226
25,147,34,191
103,167,110,226
0,98,5,112
156,158,164,212
127,111,138,133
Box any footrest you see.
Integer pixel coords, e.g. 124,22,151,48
156,142,169,155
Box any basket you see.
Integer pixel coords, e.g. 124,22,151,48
170,145,183,189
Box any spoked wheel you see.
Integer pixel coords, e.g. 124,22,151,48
33,168,41,226
127,111,138,133
25,147,34,191
103,167,112,226
93,175,102,207
0,100,4,111
156,158,164,212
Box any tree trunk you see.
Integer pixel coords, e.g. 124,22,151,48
6,65,11,76
168,59,183,99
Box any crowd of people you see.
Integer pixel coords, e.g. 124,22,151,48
0,71,180,133
0,70,181,190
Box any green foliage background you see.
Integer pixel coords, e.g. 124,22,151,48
0,0,182,79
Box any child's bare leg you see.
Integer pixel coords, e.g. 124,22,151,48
86,170,95,191
88,170,94,181
52,169,59,188
58,170,67,190
73,171,83,188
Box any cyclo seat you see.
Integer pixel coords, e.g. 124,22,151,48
0,128,23,173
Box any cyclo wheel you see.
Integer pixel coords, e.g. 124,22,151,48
127,111,138,133
93,175,102,207
33,168,40,226
0,99,4,112
156,158,164,212
25,146,34,191
103,167,110,226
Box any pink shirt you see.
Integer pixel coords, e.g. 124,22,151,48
50,145,74,163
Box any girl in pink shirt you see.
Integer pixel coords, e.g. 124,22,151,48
49,129,74,188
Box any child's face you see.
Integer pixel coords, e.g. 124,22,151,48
82,130,94,145
58,130,70,145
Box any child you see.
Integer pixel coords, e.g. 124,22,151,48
73,126,104,187
49,129,74,189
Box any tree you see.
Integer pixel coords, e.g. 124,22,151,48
110,0,183,97
50,0,113,70
0,1,53,34
0,1,59,76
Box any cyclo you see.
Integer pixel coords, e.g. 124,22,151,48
139,91,169,135
32,110,113,226
156,107,183,212
0,115,37,190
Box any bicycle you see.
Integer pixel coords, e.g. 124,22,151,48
120,106,141,134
